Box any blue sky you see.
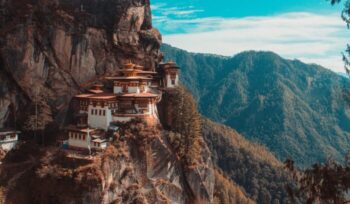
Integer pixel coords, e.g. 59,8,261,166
151,0,349,73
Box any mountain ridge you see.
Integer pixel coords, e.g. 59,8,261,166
161,43,350,167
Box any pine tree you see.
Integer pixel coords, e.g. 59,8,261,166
330,0,350,75
23,87,53,145
169,86,202,166
285,158,350,204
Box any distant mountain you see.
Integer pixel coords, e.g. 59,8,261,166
161,44,350,167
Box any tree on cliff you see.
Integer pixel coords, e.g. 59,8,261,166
331,0,350,74
285,158,350,204
166,86,202,166
23,87,53,145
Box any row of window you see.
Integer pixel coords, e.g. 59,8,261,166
109,103,117,108
80,106,88,111
0,134,17,140
80,101,118,106
82,103,153,113
68,133,101,147
91,109,106,116
80,101,89,106
69,133,86,141
81,103,117,110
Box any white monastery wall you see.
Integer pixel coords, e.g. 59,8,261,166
128,86,140,93
166,74,179,88
0,134,18,151
68,134,89,149
114,86,123,94
88,105,112,130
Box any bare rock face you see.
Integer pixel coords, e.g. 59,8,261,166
1,126,214,204
0,0,162,128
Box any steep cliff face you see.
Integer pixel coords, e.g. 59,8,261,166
0,0,162,128
1,121,214,204
0,2,217,203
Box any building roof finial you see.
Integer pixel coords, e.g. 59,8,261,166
124,59,135,69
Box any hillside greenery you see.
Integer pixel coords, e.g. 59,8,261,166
213,168,255,204
160,86,202,166
285,157,350,204
161,44,350,167
202,119,302,204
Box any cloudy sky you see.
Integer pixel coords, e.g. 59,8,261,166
151,0,349,73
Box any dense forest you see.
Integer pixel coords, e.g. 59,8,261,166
202,119,302,204
213,169,255,204
162,44,350,167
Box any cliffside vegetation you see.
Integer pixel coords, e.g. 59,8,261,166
161,86,202,167
213,169,255,204
0,119,214,204
331,0,350,74
23,87,54,145
202,119,302,204
285,157,350,204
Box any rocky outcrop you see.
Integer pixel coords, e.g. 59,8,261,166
0,0,162,128
0,1,216,204
1,123,214,204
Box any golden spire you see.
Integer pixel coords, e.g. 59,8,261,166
167,60,177,66
125,59,135,69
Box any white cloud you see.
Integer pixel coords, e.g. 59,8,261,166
151,3,203,18
155,12,349,73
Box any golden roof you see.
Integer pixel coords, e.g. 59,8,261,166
124,61,135,69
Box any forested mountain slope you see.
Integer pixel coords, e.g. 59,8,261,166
162,44,350,166
202,119,301,204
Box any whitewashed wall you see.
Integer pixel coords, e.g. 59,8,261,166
88,105,112,130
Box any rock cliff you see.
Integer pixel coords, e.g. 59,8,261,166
1,121,214,204
0,1,216,204
0,0,162,128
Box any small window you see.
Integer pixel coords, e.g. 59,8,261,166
99,110,102,115
91,109,94,115
83,135,86,140
103,110,106,116
79,135,81,140
171,79,175,85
